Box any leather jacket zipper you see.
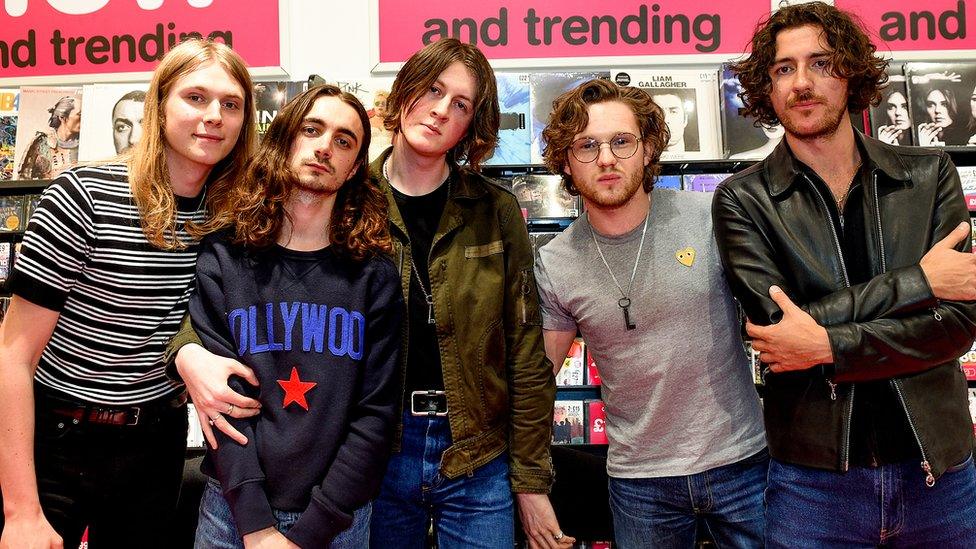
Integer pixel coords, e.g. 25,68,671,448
871,171,936,486
807,174,854,471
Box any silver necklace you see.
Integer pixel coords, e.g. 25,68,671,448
588,195,650,330
384,154,446,325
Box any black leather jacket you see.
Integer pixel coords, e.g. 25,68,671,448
712,132,976,483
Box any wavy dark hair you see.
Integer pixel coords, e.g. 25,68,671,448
731,1,888,127
383,38,499,170
217,84,391,260
541,79,668,195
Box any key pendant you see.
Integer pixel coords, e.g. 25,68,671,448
618,297,636,330
426,295,436,325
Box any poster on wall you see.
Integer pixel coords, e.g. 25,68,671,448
78,83,149,161
0,0,289,85
325,77,396,161
0,89,17,181
14,86,83,180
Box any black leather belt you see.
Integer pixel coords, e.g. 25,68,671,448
410,390,448,417
43,391,187,427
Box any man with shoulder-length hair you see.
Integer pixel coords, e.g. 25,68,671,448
538,78,767,549
187,84,404,549
714,2,976,546
0,38,256,549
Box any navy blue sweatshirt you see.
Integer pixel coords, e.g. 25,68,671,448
189,230,403,547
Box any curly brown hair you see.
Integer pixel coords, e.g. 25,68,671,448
383,38,499,170
215,84,391,260
731,1,888,127
541,79,669,195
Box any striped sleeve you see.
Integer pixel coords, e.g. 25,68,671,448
10,169,97,311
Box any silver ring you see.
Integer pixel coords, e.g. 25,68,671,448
226,403,235,415
553,531,564,541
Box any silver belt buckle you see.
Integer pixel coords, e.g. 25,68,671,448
410,390,448,417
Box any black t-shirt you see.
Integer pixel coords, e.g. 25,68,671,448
391,178,451,397
804,162,919,467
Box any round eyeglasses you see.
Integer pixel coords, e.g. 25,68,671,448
570,132,643,163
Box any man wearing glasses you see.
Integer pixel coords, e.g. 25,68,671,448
535,79,767,548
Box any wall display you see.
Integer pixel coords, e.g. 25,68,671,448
487,72,532,166
612,69,721,161
585,400,608,445
834,0,975,58
14,86,82,180
585,350,601,386
327,77,395,161
555,337,585,387
957,166,976,211
656,175,682,190
78,83,148,161
0,0,288,84
0,195,23,232
867,64,914,146
253,80,308,142
720,66,784,160
552,400,585,444
905,62,976,147
529,72,609,164
510,173,580,220
0,88,17,180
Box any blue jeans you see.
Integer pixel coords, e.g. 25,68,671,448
609,448,768,549
194,477,371,548
369,410,514,549
766,455,976,548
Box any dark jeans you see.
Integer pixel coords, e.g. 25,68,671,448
33,390,188,549
609,448,768,549
370,410,514,549
766,455,976,548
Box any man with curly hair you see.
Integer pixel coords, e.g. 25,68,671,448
537,78,767,548
714,2,976,546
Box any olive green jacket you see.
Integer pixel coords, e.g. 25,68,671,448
374,151,555,493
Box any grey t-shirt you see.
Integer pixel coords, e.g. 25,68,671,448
535,188,765,478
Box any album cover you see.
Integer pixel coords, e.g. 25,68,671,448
529,231,560,264
186,404,207,449
956,166,976,211
327,77,395,161
0,242,10,282
552,400,585,445
656,175,682,190
511,174,580,220
682,173,732,193
14,87,83,180
78,83,149,161
969,388,976,436
905,62,976,147
529,72,611,164
720,66,784,160
586,349,602,386
961,340,976,381
487,73,532,166
22,194,40,224
556,337,586,387
585,399,608,445
744,339,763,385
612,69,722,161
0,88,18,181
868,64,914,147
0,195,24,232
253,81,309,142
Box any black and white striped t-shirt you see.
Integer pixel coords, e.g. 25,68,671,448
11,164,206,405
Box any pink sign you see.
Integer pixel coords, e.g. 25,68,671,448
0,0,282,80
377,0,772,63
835,0,973,52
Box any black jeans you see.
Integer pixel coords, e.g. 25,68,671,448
33,389,188,549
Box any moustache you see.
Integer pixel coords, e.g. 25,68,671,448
304,157,334,173
788,91,827,107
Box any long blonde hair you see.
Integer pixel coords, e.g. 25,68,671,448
128,39,256,250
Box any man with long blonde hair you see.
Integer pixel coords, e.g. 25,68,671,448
0,38,255,549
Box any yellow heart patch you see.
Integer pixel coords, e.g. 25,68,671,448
676,247,695,267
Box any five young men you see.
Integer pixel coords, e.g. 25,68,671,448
3,1,976,547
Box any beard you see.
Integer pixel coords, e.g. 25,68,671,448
576,168,645,210
779,91,847,140
291,158,344,197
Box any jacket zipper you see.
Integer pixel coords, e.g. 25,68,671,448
807,175,854,471
871,171,938,487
